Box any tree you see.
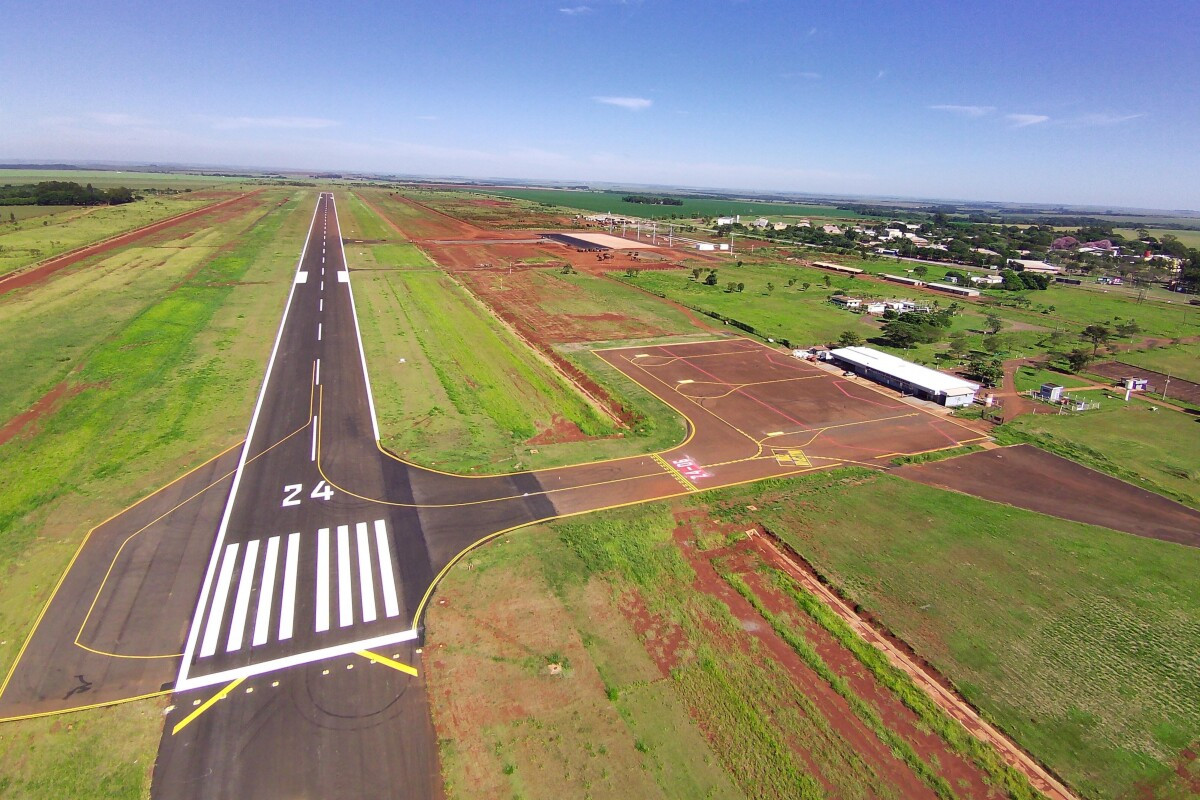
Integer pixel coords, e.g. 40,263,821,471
801,282,811,291
880,320,919,348
823,275,832,287
982,333,1012,354
837,330,864,347
984,313,1004,335
1115,319,1141,339
966,356,1003,386
1080,324,1111,356
736,282,745,292
691,267,703,280
725,281,737,293
765,282,775,294
704,270,719,286
1066,348,1093,372
948,331,970,359
787,278,796,287
912,264,929,278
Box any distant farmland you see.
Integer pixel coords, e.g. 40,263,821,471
464,187,865,220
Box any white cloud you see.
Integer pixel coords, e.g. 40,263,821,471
207,115,340,130
1072,112,1144,127
929,104,996,118
559,5,592,14
876,69,887,80
1006,113,1049,127
91,112,154,127
807,27,817,37
592,96,652,111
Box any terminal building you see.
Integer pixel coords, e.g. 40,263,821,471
822,346,980,407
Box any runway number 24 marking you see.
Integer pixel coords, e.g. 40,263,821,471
282,480,335,507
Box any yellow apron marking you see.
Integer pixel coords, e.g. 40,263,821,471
172,677,244,736
358,650,419,676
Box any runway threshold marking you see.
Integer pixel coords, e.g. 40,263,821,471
171,677,245,735
651,453,695,491
358,650,418,676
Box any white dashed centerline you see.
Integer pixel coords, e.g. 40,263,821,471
317,323,323,341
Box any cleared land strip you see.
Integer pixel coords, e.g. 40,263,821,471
0,190,264,297
749,526,1080,800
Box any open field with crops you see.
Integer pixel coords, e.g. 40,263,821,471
1111,341,1200,383
427,473,1039,800
0,187,311,796
994,394,1200,509
700,469,1200,800
0,194,221,276
459,187,864,221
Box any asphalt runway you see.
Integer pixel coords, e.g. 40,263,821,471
0,194,987,799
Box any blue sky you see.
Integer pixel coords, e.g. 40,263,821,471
1,0,1197,209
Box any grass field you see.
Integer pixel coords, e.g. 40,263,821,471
0,168,248,189
701,470,1200,800
1113,341,1200,383
1011,365,1094,393
459,187,865,221
994,395,1200,508
0,194,217,276
426,518,746,800
1114,228,1200,248
0,188,311,796
613,263,1024,365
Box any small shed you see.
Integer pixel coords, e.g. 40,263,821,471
1039,383,1064,402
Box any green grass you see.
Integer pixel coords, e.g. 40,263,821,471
354,267,616,472
1113,341,1200,383
0,195,216,276
342,191,399,241
994,396,1200,508
706,470,1200,799
0,698,164,800
460,187,865,221
1012,365,1094,393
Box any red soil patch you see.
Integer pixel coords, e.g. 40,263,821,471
459,269,690,345
648,511,944,797
0,190,264,297
525,414,588,446
0,374,92,447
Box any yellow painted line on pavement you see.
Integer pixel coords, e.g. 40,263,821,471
358,650,418,676
172,677,244,736
651,453,695,492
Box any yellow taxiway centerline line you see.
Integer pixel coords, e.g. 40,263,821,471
358,649,419,676
171,677,244,736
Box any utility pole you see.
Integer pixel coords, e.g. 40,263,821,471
1162,372,1171,400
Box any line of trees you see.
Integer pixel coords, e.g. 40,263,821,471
621,195,683,206
0,181,138,206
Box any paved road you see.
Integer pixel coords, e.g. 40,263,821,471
155,193,559,799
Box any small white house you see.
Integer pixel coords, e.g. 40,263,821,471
752,217,770,229
863,301,887,314
832,296,862,310
822,224,844,235
970,274,1004,286
716,215,738,226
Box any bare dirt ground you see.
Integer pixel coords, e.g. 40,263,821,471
0,190,264,297
900,444,1200,546
1089,361,1200,406
0,371,90,447
458,268,692,345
